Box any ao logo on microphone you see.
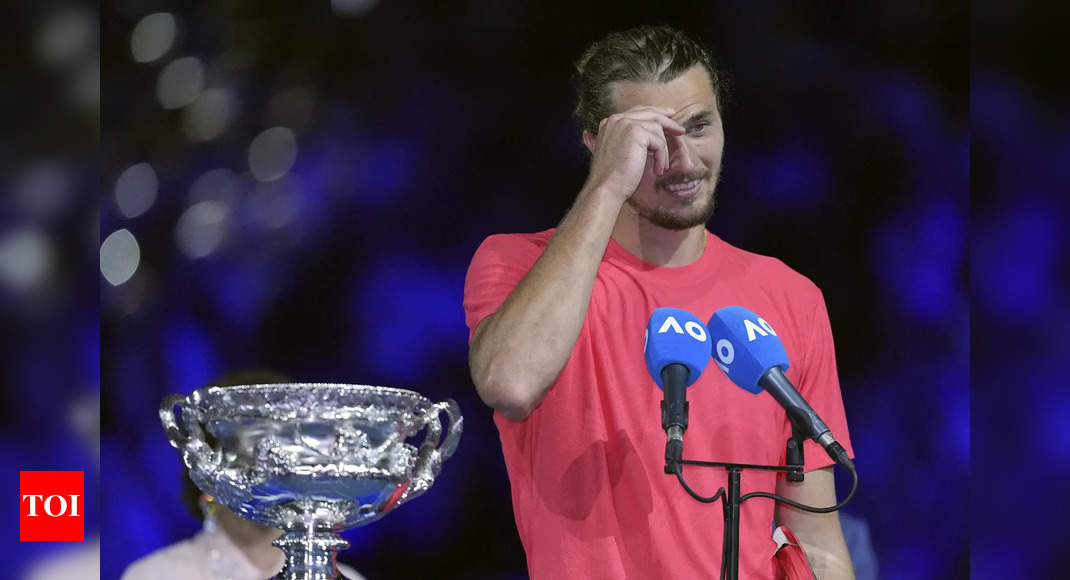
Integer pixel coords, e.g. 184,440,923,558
20,471,84,541
714,316,778,371
657,315,708,342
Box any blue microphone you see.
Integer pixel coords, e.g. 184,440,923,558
644,307,712,473
707,306,852,468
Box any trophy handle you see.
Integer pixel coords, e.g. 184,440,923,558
159,393,214,470
160,394,193,448
411,399,463,490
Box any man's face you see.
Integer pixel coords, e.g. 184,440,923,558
609,65,725,230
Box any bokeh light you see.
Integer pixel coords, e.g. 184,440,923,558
331,0,380,17
156,56,204,110
0,227,53,293
113,162,159,219
130,13,177,64
183,87,236,142
175,200,230,259
188,168,241,206
99,229,141,287
247,178,302,230
12,162,74,220
248,126,298,182
34,7,95,67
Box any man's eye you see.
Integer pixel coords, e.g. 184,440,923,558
688,123,709,135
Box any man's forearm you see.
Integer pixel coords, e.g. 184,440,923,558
775,468,856,580
801,532,856,580
469,185,621,420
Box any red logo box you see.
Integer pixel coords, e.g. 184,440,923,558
20,471,84,541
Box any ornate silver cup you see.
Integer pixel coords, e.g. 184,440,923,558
160,383,462,580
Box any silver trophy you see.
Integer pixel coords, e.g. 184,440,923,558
160,383,462,580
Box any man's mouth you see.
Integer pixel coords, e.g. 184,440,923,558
662,178,703,198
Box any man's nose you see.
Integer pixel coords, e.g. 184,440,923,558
668,136,697,173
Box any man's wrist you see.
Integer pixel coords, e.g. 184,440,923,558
577,180,631,210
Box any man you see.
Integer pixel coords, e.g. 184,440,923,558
463,25,855,579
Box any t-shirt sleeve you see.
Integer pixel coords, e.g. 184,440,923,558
462,234,543,342
794,286,854,472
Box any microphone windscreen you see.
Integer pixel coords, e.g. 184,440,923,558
706,306,790,394
643,307,712,389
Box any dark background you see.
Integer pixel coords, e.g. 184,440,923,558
96,1,969,579
26,0,1070,578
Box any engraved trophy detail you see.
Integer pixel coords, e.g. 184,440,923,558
160,383,462,580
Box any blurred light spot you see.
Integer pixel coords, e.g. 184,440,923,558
353,255,467,383
249,179,301,229
331,0,380,17
156,56,204,109
741,143,830,208
130,13,176,64
208,262,277,331
936,365,970,468
248,127,298,182
356,137,423,200
100,229,140,286
266,87,315,131
189,168,240,206
872,74,940,140
871,199,966,323
183,87,236,142
68,392,100,458
974,198,1061,320
114,162,159,219
1038,391,1070,465
0,228,53,292
162,313,220,393
71,59,101,113
13,162,73,219
35,7,96,67
175,201,230,259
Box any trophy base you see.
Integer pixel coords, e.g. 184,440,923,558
270,500,353,580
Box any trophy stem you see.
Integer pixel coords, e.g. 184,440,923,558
271,512,351,580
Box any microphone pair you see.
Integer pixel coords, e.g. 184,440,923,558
643,307,853,471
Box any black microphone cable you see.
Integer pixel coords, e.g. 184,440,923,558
674,462,859,580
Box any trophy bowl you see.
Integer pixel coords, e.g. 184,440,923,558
160,383,463,580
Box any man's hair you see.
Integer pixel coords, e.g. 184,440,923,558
573,25,728,134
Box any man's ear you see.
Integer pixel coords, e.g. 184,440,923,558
582,130,597,155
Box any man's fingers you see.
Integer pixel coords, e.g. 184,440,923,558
638,125,669,175
623,105,676,116
612,111,686,135
610,107,687,135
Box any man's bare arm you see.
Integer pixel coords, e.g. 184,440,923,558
775,467,856,580
468,107,685,421
469,186,619,420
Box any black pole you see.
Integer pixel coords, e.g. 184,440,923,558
725,467,742,580
786,425,806,483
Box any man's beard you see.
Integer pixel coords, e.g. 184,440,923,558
626,168,719,231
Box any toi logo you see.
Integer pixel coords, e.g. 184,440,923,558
20,471,84,541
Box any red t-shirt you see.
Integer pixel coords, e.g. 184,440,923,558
463,229,853,579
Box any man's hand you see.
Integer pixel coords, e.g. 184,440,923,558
775,467,856,580
583,106,686,202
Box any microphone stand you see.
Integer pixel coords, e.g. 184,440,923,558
667,424,807,580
